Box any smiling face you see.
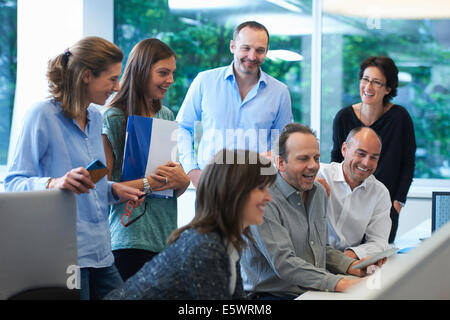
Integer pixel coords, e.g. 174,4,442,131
241,184,272,229
360,66,391,106
341,128,381,189
278,132,320,192
230,26,268,78
84,62,122,106
145,55,176,101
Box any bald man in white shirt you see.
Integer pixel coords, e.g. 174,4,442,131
318,127,391,259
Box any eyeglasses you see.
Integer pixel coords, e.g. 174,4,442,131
360,77,385,88
121,194,148,228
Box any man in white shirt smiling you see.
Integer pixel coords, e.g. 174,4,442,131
318,127,391,259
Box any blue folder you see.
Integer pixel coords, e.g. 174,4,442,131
120,115,178,199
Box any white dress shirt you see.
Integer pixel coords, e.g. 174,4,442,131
318,162,392,259
226,242,239,296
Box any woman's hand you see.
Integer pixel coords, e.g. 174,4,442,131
111,183,145,207
187,169,202,189
151,161,190,196
393,200,403,214
47,167,95,194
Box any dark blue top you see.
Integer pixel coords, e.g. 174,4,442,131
105,228,247,300
331,104,416,203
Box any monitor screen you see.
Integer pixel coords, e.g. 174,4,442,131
432,191,450,232
347,220,450,299
0,190,77,299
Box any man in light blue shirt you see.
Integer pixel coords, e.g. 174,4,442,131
176,21,293,187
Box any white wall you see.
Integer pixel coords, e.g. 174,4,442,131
8,0,114,164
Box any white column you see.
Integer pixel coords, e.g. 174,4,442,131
310,0,322,137
8,0,113,165
83,0,114,41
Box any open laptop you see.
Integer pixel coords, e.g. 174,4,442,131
432,191,450,232
0,189,78,299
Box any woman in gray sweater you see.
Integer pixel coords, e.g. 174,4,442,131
105,149,276,300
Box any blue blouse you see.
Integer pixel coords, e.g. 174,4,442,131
5,98,116,268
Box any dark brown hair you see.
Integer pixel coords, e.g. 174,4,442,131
47,36,123,118
108,38,175,118
359,56,399,106
233,21,270,46
167,149,276,253
278,123,317,161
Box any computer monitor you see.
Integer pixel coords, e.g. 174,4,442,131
0,190,78,299
432,191,450,232
347,220,450,299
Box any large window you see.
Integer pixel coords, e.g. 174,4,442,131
114,0,450,181
114,0,312,124
0,0,17,165
321,12,450,179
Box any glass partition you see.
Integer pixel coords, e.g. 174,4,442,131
321,13,450,179
0,0,17,165
114,0,450,181
114,0,312,124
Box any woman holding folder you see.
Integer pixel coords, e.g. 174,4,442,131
102,38,190,281
5,36,145,299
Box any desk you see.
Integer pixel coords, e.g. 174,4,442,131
297,221,432,300
296,291,352,300
394,218,431,251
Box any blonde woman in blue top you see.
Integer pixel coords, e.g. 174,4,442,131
5,36,145,299
102,38,190,281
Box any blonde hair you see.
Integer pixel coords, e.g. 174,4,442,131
46,36,123,118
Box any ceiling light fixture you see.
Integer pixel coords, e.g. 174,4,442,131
323,0,450,19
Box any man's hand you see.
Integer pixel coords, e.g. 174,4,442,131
334,277,365,292
187,169,202,189
344,249,358,259
47,167,95,194
315,177,330,198
347,256,387,277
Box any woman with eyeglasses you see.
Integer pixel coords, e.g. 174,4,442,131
102,38,190,282
105,149,275,300
5,36,145,299
331,56,416,244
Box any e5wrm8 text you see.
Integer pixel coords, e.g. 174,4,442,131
177,304,272,318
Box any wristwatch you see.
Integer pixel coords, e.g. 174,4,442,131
397,201,405,207
142,177,152,195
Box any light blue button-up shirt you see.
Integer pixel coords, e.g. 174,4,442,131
5,99,116,268
176,63,293,172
